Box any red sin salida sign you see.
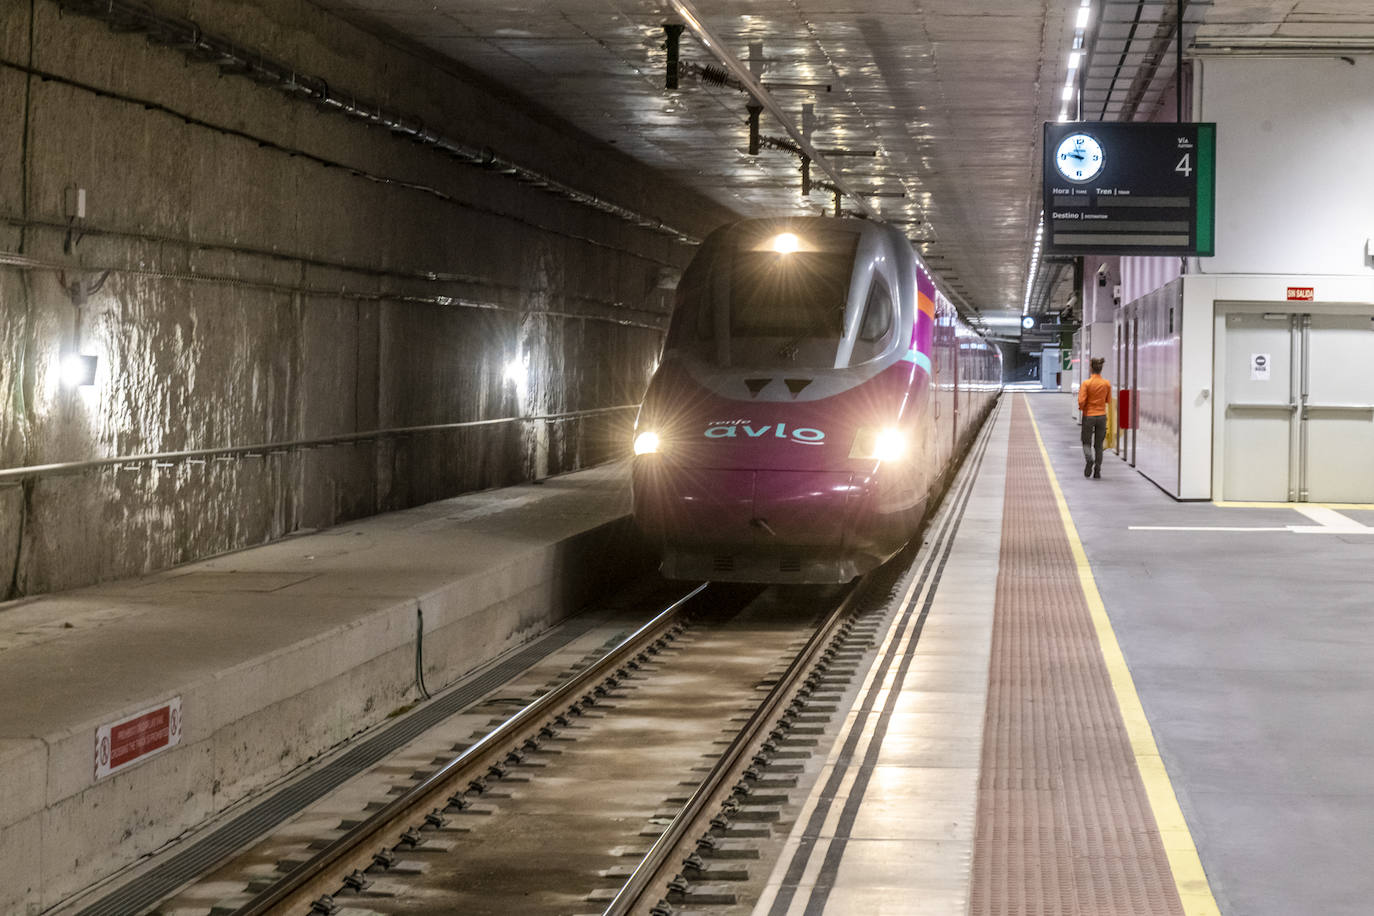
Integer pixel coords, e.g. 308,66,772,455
1287,287,1315,301
95,697,182,780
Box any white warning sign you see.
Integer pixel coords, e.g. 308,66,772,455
1251,353,1271,381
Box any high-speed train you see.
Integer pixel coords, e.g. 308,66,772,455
631,217,1001,583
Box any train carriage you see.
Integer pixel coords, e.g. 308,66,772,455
632,217,1001,583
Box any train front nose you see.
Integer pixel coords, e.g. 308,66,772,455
632,463,862,581
750,471,856,544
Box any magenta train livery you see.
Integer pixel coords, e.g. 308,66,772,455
632,218,1001,583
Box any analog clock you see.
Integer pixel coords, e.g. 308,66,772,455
1054,132,1104,182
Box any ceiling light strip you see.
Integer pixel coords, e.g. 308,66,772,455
667,0,879,221
1022,212,1044,315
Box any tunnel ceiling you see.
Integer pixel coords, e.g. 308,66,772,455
311,0,1374,338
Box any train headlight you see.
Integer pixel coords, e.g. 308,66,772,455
771,232,800,254
872,427,907,462
850,426,908,462
633,431,662,455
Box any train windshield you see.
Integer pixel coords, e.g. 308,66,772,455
666,226,861,369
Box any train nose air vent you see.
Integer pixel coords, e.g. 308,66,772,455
712,555,735,573
745,378,771,396
784,378,812,397
779,556,802,573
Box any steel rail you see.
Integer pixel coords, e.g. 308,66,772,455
602,578,865,915
229,582,709,916
0,404,637,483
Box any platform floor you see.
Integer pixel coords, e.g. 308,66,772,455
758,391,1374,916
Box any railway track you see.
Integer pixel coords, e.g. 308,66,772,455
222,581,879,915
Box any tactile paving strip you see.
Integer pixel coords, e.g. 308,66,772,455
969,396,1184,916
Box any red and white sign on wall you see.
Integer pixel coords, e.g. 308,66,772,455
95,696,182,780
1287,287,1315,301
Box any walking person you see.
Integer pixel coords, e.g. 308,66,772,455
1079,357,1111,478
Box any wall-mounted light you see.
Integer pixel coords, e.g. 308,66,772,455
61,353,98,388
1021,315,1037,330
503,355,525,387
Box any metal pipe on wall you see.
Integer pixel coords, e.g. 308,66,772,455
53,0,700,244
0,405,640,484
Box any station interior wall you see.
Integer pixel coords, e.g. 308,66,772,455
1090,54,1374,499
0,1,734,598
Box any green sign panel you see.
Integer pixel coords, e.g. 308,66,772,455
1042,121,1215,257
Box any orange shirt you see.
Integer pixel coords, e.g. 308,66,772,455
1078,374,1111,417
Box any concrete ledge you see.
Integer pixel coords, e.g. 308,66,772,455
0,464,649,913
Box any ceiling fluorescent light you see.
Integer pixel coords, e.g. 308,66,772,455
1068,52,1081,70
1062,86,1074,101
981,315,1031,328
1076,7,1090,28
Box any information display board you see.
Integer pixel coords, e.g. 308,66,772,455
1042,122,1215,256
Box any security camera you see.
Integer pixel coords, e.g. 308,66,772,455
1096,264,1109,287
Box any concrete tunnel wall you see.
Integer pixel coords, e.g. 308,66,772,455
0,0,735,598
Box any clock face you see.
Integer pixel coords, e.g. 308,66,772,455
1055,132,1105,182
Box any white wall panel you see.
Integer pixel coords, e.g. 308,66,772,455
1196,56,1374,276
1121,256,1182,309
1134,281,1183,497
1180,276,1218,499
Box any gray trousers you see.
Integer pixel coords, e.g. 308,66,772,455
1081,415,1107,470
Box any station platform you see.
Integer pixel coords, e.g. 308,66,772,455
757,391,1374,916
0,463,648,914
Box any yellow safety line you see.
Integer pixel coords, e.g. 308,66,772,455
1023,395,1220,916
1214,499,1374,510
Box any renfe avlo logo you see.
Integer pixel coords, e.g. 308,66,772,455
704,420,825,445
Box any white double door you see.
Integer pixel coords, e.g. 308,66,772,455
1222,310,1374,502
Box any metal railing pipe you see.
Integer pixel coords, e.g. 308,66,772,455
0,404,638,483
